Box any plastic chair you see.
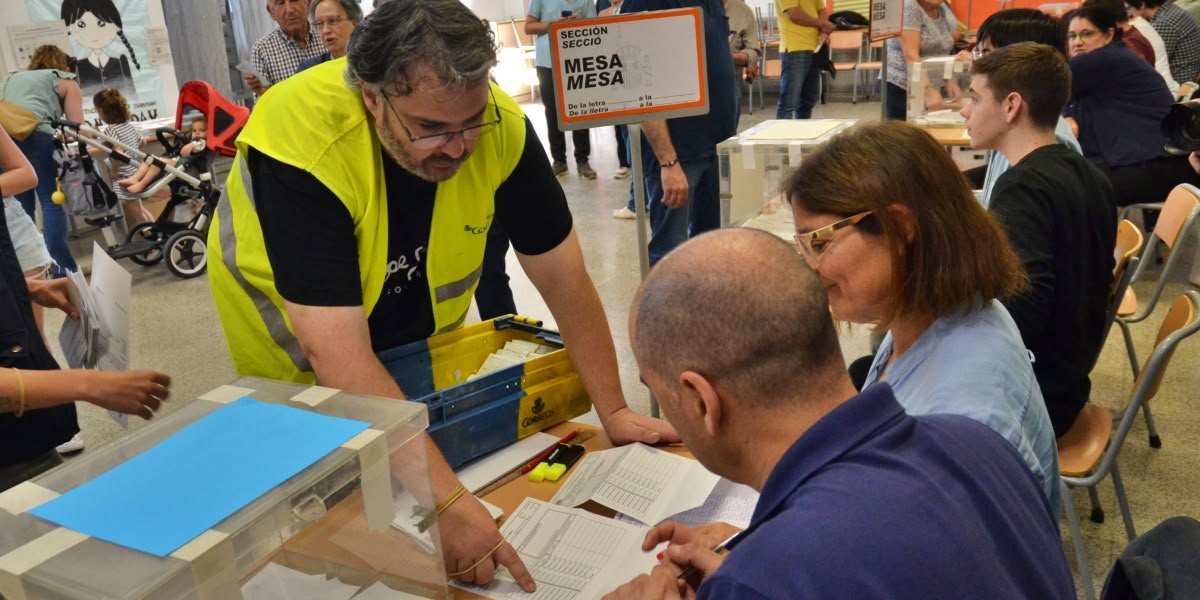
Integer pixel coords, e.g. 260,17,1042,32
826,30,881,103
1113,184,1200,447
1058,291,1200,600
1104,220,1144,340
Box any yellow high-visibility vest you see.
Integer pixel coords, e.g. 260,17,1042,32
207,58,526,383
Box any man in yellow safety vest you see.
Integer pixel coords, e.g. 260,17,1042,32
208,0,678,588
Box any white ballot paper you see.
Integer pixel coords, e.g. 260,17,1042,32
57,242,131,371
549,443,721,525
57,269,95,369
453,498,663,600
615,477,759,529
56,243,132,427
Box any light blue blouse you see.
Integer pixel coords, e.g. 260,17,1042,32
864,299,1062,516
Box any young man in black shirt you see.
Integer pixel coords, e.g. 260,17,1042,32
962,42,1117,437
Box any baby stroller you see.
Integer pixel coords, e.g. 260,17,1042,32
54,81,248,279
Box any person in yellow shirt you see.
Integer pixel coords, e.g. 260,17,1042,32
775,0,834,119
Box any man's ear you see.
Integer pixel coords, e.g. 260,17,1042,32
361,85,383,119
1004,91,1023,126
679,370,723,437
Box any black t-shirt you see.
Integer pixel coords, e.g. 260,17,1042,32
990,144,1117,437
250,116,573,351
0,206,77,468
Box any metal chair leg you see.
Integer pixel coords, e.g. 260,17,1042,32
1062,481,1096,600
1110,464,1137,542
1117,319,1140,377
1141,402,1162,448
1087,487,1104,524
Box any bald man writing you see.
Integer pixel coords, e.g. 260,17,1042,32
603,228,1073,599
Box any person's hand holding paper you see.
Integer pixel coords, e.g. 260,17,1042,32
27,277,79,320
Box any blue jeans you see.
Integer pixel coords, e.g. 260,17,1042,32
14,131,77,276
644,155,720,265
776,51,822,119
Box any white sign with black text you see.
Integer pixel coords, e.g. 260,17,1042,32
550,7,709,130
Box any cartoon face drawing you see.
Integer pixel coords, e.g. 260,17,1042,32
67,10,120,51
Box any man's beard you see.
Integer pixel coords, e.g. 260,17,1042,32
376,120,468,183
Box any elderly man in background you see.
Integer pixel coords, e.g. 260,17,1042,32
244,0,324,95
298,0,362,71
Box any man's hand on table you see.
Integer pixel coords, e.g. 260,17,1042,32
438,494,536,591
602,521,738,600
602,564,686,600
602,406,681,445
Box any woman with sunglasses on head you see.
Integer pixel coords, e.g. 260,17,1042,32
786,121,1061,511
1063,5,1200,208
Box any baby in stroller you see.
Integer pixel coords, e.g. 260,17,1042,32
118,116,211,194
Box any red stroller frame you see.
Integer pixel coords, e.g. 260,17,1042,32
174,80,249,158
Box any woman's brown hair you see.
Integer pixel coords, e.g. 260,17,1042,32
93,88,131,124
27,45,71,71
784,120,1027,327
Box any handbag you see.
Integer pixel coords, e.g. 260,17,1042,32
0,77,41,142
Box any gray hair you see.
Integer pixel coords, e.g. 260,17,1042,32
344,0,497,95
310,0,363,24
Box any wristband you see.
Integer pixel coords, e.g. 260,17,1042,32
660,159,678,168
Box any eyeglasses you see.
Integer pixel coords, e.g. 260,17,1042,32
971,44,990,60
379,88,502,150
1067,29,1099,41
315,16,348,29
794,211,873,265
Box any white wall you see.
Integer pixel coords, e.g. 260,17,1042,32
462,0,526,20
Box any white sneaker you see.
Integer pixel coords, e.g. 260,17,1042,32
612,207,636,220
56,434,84,455
613,166,631,179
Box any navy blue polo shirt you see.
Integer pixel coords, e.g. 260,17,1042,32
698,383,1074,599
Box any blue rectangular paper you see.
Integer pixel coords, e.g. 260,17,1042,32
30,397,369,557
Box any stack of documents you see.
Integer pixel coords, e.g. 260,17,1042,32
58,241,130,372
466,339,555,381
549,443,721,525
453,498,666,600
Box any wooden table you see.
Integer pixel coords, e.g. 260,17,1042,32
270,422,694,598
920,125,972,147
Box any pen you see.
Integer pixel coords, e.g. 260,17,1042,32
520,430,579,474
674,531,741,582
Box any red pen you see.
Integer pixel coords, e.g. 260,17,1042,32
521,430,580,474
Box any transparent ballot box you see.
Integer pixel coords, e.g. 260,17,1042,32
0,377,447,600
907,56,970,128
717,119,857,226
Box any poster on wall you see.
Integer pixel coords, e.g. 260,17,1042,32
24,0,165,124
7,22,71,69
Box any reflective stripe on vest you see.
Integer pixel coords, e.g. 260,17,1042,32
215,156,312,374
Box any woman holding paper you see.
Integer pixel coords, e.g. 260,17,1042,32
0,127,172,492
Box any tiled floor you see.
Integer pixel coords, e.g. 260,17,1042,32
45,91,1200,599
